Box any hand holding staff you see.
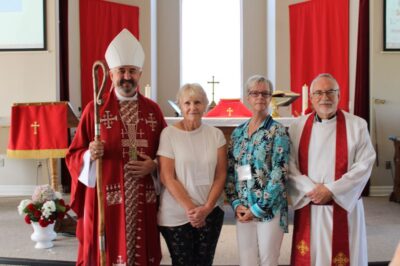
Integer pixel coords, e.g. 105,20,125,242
92,60,107,266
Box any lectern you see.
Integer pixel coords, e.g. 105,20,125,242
7,101,79,190
389,136,400,203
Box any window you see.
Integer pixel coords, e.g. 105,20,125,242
181,0,241,105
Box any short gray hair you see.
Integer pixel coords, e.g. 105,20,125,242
310,73,340,93
176,83,209,107
245,75,273,94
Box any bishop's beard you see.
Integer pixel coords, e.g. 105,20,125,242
119,79,137,95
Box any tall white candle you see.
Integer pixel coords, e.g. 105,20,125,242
302,84,308,115
144,84,151,98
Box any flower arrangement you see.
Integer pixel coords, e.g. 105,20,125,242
18,184,70,227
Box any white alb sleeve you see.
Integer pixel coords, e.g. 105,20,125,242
78,150,97,188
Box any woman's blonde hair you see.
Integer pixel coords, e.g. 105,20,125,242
176,83,209,107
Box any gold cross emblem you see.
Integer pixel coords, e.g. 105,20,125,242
333,252,349,266
31,121,40,135
297,240,309,256
226,107,234,117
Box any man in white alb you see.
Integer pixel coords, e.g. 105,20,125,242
288,73,376,266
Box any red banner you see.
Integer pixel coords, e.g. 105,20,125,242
205,99,252,117
80,0,139,110
7,103,68,158
289,0,349,115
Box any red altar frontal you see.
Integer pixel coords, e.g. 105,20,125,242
205,99,252,118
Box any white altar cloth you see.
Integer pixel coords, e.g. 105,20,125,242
165,117,296,127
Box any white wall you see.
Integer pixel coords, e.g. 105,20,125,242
370,0,400,191
0,0,58,194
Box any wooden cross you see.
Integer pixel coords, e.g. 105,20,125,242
31,121,40,135
226,107,234,117
207,76,220,107
100,110,118,129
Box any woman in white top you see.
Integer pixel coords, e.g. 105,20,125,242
157,83,227,266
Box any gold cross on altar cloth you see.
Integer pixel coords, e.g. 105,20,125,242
226,107,234,117
31,121,40,135
297,240,309,256
100,110,118,129
207,75,220,106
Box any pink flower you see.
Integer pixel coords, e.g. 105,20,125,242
32,185,56,204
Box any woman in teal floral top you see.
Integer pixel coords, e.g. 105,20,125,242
225,75,290,266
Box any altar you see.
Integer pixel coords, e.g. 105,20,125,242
165,117,295,141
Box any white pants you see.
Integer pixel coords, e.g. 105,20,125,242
236,215,284,266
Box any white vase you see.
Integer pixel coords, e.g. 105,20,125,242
30,222,57,249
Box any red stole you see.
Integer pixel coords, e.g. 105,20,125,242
291,110,350,266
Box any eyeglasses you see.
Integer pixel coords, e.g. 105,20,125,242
248,91,272,98
311,89,338,98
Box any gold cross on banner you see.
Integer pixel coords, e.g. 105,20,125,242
207,75,220,108
31,121,40,135
226,107,234,117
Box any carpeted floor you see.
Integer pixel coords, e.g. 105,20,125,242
0,196,398,265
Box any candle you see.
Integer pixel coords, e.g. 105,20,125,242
144,84,151,98
302,84,308,115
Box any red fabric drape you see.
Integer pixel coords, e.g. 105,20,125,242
355,0,370,197
80,0,139,110
7,103,68,159
289,0,349,115
354,0,369,123
205,99,252,117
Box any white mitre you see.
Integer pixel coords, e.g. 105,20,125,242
105,28,145,69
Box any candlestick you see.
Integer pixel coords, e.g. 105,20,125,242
302,84,308,115
145,84,151,98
